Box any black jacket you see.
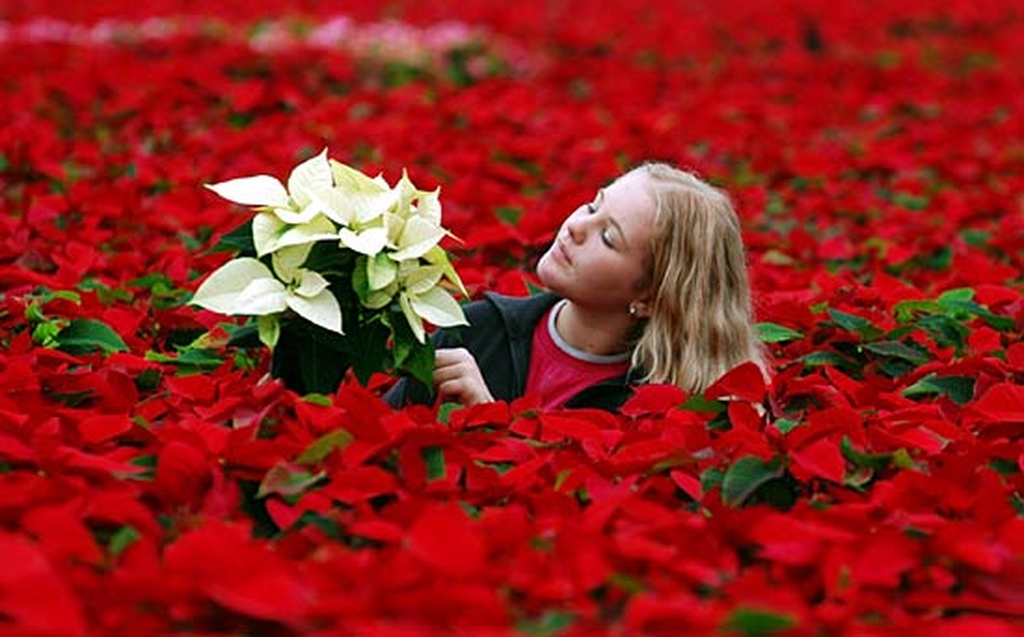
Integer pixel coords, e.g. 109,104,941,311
384,292,636,412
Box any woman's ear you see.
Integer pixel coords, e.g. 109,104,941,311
628,300,652,319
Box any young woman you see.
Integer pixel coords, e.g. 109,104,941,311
385,162,766,411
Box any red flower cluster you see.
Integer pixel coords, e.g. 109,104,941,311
2,0,1022,634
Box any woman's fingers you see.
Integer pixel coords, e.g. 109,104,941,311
432,348,494,405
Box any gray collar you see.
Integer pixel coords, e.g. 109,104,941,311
548,300,631,364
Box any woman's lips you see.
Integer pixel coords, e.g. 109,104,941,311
553,240,572,265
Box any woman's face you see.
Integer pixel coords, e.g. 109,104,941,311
536,170,656,312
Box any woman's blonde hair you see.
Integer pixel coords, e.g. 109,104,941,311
629,162,767,394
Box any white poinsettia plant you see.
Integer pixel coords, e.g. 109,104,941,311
191,149,468,393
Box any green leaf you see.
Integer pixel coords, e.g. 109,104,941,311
756,322,804,343
294,510,344,539
302,393,334,407
296,428,354,464
943,300,1016,331
845,466,875,489
459,500,482,519
55,319,129,355
145,346,227,370
1011,493,1024,516
32,320,65,347
608,572,645,595
304,238,356,274
516,611,575,636
128,273,190,308
351,254,371,301
43,289,83,304
135,368,162,392
877,357,916,378
256,462,325,498
922,246,953,271
721,606,798,635
211,219,256,255
129,454,157,469
902,374,975,405
893,299,940,323
108,525,141,557
891,191,928,210
936,288,975,305
896,289,1013,339
25,300,50,324
437,402,461,425
680,395,727,414
862,340,930,365
840,436,892,471
799,350,858,370
700,467,725,494
892,448,917,470
257,314,281,349
989,458,1018,475
721,455,783,507
553,468,572,491
367,252,398,290
394,320,436,387
259,323,343,395
421,446,446,481
828,308,882,339
914,314,970,351
494,205,522,224
345,320,392,387
772,418,802,434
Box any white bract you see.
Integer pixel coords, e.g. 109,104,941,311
191,243,342,347
397,262,467,343
207,150,341,257
206,148,333,221
252,213,338,258
361,245,468,343
386,172,447,261
196,149,467,348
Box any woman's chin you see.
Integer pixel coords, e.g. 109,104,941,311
535,255,560,289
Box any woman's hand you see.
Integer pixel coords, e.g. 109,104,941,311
432,348,494,406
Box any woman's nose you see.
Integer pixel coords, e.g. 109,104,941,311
565,211,586,242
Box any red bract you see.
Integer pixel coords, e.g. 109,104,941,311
162,520,312,626
1,0,1022,633
972,383,1024,423
0,532,87,636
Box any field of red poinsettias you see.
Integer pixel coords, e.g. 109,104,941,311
2,0,1023,634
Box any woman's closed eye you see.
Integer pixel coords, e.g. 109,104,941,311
600,228,615,248
582,196,618,248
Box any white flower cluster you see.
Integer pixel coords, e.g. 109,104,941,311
192,149,467,346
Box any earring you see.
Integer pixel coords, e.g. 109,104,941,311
628,303,638,317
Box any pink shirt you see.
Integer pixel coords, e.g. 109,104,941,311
525,301,631,409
